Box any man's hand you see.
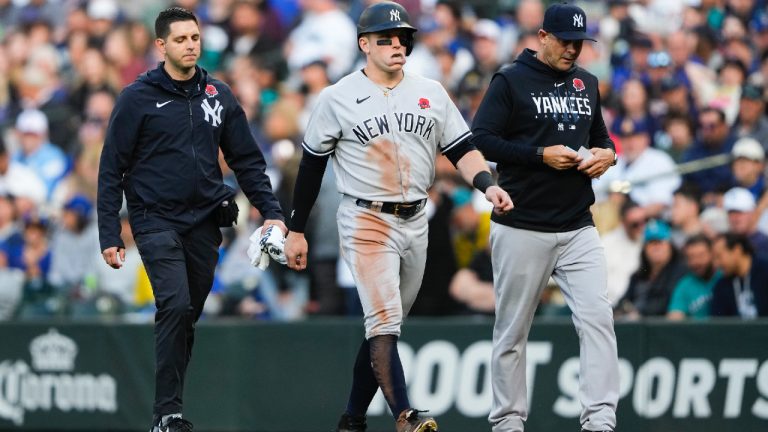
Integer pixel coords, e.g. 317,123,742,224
543,145,582,170
485,185,514,215
578,147,614,179
284,231,308,271
263,219,288,235
102,246,125,269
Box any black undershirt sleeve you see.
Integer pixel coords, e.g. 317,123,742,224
443,138,476,167
288,151,330,233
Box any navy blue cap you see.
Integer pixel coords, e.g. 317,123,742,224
64,195,93,219
542,3,597,42
614,117,650,137
660,76,684,92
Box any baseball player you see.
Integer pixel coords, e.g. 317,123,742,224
283,2,512,432
472,4,619,432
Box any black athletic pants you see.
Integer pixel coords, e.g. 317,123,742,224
134,217,222,416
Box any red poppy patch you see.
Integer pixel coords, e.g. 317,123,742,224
205,84,218,97
418,98,430,109
572,78,585,92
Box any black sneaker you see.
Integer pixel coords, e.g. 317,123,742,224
149,417,194,432
396,409,438,432
336,412,367,432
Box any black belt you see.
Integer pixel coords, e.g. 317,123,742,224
355,198,426,219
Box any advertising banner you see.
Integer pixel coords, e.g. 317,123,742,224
0,319,766,431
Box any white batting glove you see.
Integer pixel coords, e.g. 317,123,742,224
247,227,271,270
259,225,287,265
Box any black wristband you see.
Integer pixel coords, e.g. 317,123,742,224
472,171,495,193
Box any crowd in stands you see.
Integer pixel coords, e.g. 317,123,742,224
0,0,767,322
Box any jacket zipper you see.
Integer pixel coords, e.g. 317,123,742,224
188,93,197,223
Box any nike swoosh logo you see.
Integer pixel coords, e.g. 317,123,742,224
356,96,371,104
156,100,173,108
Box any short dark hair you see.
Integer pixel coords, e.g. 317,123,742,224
437,1,462,21
699,106,726,124
674,182,702,209
716,232,754,256
664,113,694,135
684,233,711,250
619,198,640,218
155,7,198,40
718,57,747,81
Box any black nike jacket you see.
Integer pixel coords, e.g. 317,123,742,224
472,48,614,232
98,63,282,251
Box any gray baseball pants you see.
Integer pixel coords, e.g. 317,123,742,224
337,196,429,339
488,223,618,432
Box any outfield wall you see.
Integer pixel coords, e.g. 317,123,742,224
0,319,766,432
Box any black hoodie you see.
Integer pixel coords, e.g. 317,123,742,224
98,63,283,251
472,48,614,232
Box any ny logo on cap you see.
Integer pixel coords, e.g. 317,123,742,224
390,9,401,21
573,13,584,28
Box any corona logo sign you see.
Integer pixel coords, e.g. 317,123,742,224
0,329,118,426
30,328,77,371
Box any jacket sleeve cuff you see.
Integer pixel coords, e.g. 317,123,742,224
99,236,125,252
261,210,285,221
528,146,541,165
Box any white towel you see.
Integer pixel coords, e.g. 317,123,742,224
247,227,271,270
246,225,287,270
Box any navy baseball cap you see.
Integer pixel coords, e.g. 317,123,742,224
542,3,597,42
614,117,650,137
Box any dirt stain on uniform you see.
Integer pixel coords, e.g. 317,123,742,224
353,210,395,330
367,139,411,197
399,152,412,197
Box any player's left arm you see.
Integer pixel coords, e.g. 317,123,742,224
578,85,616,179
439,87,513,214
454,148,514,215
285,88,340,271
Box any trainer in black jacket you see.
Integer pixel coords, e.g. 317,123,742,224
97,63,283,251
97,8,285,432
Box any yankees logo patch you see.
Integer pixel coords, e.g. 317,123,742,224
418,98,430,109
573,13,584,28
205,84,218,98
530,79,592,126
201,99,223,127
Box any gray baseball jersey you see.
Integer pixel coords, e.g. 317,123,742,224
303,70,470,338
302,70,470,203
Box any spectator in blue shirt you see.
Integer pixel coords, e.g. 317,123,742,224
667,235,721,320
12,109,69,199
